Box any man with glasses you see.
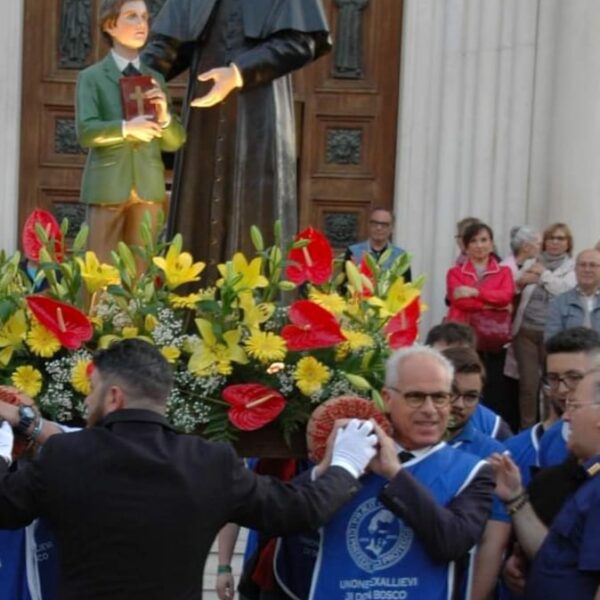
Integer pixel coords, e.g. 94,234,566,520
546,248,600,340
303,346,494,599
344,207,412,280
441,347,511,600
490,356,600,599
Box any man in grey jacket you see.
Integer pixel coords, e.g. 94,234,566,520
546,249,600,339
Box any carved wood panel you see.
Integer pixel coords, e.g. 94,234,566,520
295,0,403,250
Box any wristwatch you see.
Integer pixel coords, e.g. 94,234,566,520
15,405,37,435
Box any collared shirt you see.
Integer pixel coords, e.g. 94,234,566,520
575,286,600,328
394,442,433,460
525,454,600,599
110,49,141,73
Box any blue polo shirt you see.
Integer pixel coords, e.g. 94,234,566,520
504,422,544,487
450,419,510,522
538,419,569,467
525,454,600,599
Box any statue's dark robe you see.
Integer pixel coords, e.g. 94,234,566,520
142,0,331,276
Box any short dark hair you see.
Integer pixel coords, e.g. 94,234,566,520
425,321,477,348
99,0,144,46
441,346,486,383
456,217,482,238
545,327,600,355
462,222,494,248
93,338,173,406
370,207,394,221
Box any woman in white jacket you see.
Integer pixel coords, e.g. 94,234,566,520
510,223,576,429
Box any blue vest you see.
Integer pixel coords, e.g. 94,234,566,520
304,444,485,600
538,419,569,467
470,404,502,440
0,529,31,600
348,240,406,272
504,423,544,487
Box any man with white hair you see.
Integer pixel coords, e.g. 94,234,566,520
491,350,600,599
276,346,495,600
545,248,600,339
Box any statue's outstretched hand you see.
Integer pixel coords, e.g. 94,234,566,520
191,66,241,108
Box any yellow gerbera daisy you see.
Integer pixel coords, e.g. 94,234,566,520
340,329,374,351
245,331,287,363
26,322,61,357
71,359,92,395
294,356,330,396
309,290,346,316
12,365,43,398
160,346,181,364
168,292,202,309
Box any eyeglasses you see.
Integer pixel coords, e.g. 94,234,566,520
451,391,481,405
546,235,568,242
386,387,452,408
541,371,585,391
369,220,392,228
564,399,600,413
576,262,600,269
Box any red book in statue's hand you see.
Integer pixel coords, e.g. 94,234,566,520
119,75,158,121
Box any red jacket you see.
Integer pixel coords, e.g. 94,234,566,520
446,257,515,322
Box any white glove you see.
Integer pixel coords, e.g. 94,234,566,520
331,419,377,478
0,420,14,466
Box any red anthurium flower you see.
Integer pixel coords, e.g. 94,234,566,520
384,297,420,349
281,300,346,351
22,209,64,262
358,256,375,298
26,295,93,349
285,227,333,285
222,383,286,431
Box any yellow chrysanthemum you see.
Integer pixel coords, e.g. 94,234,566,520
11,365,43,398
216,253,268,291
26,322,61,358
0,310,27,366
340,329,374,351
76,251,121,293
160,346,181,364
309,290,346,316
71,359,92,395
294,356,330,396
153,244,205,289
168,293,202,309
245,331,287,363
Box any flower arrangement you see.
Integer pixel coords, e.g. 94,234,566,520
0,210,424,445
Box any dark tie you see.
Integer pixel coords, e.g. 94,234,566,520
122,62,141,77
398,451,415,464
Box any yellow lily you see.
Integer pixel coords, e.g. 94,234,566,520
188,318,248,376
0,310,27,365
216,253,268,291
239,293,274,330
153,245,205,289
76,252,121,293
368,278,421,317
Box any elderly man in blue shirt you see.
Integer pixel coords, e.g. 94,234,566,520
490,352,600,600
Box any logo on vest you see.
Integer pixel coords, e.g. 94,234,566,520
347,498,413,574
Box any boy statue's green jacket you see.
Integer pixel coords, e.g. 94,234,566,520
76,53,186,205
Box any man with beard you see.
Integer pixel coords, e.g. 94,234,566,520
141,0,331,274
442,347,510,600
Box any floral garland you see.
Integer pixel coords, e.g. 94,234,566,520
0,211,424,443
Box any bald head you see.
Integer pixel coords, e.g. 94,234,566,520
575,249,600,294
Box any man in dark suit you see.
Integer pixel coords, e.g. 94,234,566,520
0,339,378,600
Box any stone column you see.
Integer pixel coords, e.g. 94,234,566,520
0,0,23,253
394,0,539,328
